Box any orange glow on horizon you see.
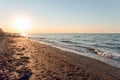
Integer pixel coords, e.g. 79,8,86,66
5,25,120,33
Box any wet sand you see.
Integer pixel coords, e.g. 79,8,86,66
0,37,120,80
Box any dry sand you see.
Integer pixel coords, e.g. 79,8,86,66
0,37,120,80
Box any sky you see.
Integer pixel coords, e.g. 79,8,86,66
0,0,120,33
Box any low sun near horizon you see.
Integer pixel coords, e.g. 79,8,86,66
0,0,120,33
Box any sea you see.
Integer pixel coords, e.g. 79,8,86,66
28,33,120,68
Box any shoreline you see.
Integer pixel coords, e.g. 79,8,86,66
30,38,120,68
0,37,120,80
27,38,120,80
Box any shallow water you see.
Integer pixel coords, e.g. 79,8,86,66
28,33,120,68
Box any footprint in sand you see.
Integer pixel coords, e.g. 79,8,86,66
16,52,24,56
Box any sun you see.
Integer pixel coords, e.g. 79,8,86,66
14,16,30,32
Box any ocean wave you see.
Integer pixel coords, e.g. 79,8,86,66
89,48,120,61
75,45,120,61
37,38,46,40
60,40,77,44
92,44,110,48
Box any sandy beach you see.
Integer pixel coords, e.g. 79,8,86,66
0,37,120,80
0,0,120,79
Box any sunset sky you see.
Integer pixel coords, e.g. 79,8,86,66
0,0,120,33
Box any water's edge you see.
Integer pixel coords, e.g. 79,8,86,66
29,38,120,68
